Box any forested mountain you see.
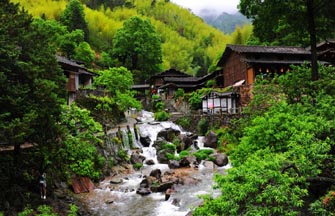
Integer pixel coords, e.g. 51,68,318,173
11,0,252,78
199,11,250,34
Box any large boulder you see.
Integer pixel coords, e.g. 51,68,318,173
71,177,95,194
130,151,145,164
168,160,180,169
179,155,197,168
149,169,162,180
136,187,152,196
203,131,218,148
152,138,168,152
157,128,181,142
157,148,174,164
140,135,151,147
176,134,193,152
145,159,155,165
211,153,229,167
151,181,174,193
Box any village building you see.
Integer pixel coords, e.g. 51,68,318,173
217,44,311,87
201,90,239,114
216,41,335,109
148,68,223,99
132,40,335,114
56,55,97,104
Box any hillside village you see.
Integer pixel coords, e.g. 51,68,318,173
67,39,335,114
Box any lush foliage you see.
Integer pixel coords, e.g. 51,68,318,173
197,118,209,136
112,16,162,83
60,0,89,41
93,67,142,111
187,88,212,110
176,116,191,130
193,149,214,161
0,0,67,174
58,104,104,180
193,65,335,215
154,111,170,121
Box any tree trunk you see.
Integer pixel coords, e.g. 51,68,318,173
306,0,318,81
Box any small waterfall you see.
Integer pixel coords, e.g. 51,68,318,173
86,111,231,216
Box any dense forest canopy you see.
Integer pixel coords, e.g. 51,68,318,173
12,0,252,78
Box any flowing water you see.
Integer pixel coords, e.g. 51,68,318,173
85,111,231,216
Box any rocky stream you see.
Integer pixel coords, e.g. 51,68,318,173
78,111,231,216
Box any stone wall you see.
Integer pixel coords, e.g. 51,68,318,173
173,112,242,133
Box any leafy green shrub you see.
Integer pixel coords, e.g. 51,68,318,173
166,152,177,160
133,163,143,170
68,204,78,216
176,117,191,130
59,104,104,181
197,118,209,135
37,205,57,216
188,91,203,110
152,94,160,100
154,111,170,121
155,101,165,111
174,88,185,101
179,150,190,158
192,149,214,161
206,80,216,88
117,149,130,162
18,207,33,216
163,143,176,151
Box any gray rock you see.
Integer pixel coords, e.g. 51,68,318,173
203,131,218,148
211,153,229,167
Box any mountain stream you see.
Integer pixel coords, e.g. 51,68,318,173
82,111,231,216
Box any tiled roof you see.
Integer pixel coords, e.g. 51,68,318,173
217,44,310,66
226,44,309,54
56,55,96,76
56,55,86,69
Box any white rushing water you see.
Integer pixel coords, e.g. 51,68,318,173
86,111,231,216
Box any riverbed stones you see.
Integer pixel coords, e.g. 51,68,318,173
110,177,123,184
130,151,145,164
179,155,197,168
145,159,155,165
149,169,162,180
211,153,229,167
203,131,218,148
177,134,193,152
136,187,152,196
168,160,180,169
157,128,181,142
140,135,151,147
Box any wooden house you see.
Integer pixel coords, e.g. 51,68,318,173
56,55,96,104
202,91,239,114
149,69,223,99
217,44,311,87
314,39,335,65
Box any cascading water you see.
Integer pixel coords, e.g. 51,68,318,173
85,111,231,216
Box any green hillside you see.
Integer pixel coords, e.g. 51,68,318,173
12,0,252,76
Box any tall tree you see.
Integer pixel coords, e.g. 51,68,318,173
112,16,163,83
60,0,90,42
239,0,335,81
0,0,66,173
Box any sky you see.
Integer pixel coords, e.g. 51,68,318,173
171,0,240,15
